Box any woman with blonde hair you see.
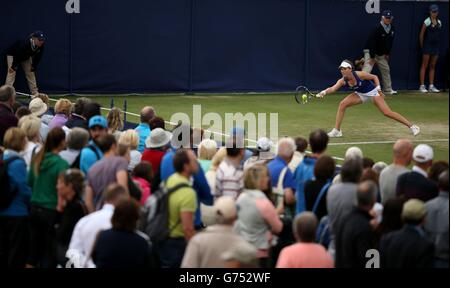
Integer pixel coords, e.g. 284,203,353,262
49,98,72,129
118,129,141,171
18,114,42,168
235,164,283,268
205,147,227,194
198,138,217,173
107,107,124,140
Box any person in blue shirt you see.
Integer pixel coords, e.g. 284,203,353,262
317,60,420,138
135,106,155,153
79,116,107,175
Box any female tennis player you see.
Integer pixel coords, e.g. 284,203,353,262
317,60,420,137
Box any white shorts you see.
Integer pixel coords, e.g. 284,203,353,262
356,87,380,103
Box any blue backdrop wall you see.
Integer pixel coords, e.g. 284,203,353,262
0,0,448,94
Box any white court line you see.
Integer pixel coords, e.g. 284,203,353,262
329,139,449,146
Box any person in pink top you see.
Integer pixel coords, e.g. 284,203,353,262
276,212,334,268
131,161,153,205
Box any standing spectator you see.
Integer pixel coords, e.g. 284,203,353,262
142,128,172,177
379,139,413,203
243,137,275,170
18,115,42,169
305,155,336,221
59,128,90,167
425,170,449,268
374,197,405,249
288,136,308,173
0,85,18,146
118,129,141,172
419,4,443,93
132,162,153,205
221,242,259,268
335,181,377,268
215,138,245,199
235,165,283,268
79,116,107,175
372,161,388,174
332,146,363,184
156,149,198,268
48,99,72,130
380,199,435,268
0,128,31,268
5,31,45,95
428,161,449,184
91,198,151,268
81,102,101,126
86,134,129,211
363,10,397,95
276,212,334,268
68,184,128,268
363,157,375,169
149,116,166,131
267,137,296,218
27,127,69,268
28,97,49,142
197,138,218,173
181,196,250,268
295,129,329,214
55,169,87,266
107,107,124,141
135,106,155,153
205,147,227,195
65,97,92,129
397,144,438,202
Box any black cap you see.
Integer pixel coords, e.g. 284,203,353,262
382,10,393,19
31,31,45,41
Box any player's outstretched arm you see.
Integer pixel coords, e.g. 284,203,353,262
317,79,344,98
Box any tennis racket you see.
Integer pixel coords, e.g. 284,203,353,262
294,85,318,104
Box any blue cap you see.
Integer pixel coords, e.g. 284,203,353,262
31,31,45,41
430,4,439,12
88,115,107,129
382,10,393,19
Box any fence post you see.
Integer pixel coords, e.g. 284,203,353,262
123,99,127,123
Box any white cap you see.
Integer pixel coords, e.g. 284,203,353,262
256,137,272,152
345,146,363,160
214,196,237,221
413,144,434,163
339,61,352,69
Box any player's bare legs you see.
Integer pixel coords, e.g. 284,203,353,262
372,95,412,127
335,93,362,130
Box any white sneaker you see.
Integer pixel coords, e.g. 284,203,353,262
384,90,398,95
419,85,428,93
428,85,440,93
410,125,420,136
328,128,343,138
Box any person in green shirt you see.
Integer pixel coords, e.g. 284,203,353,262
26,127,69,268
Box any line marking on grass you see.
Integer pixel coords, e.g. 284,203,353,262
328,139,449,146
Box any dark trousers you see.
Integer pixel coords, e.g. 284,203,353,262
154,237,186,268
27,205,58,268
0,216,29,268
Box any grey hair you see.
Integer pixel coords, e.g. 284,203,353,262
0,85,16,102
277,137,296,158
66,127,90,150
292,212,318,243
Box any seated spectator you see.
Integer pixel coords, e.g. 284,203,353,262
288,136,308,173
267,137,296,218
396,144,438,202
32,93,52,116
182,196,250,268
28,97,49,142
215,137,245,199
155,149,198,268
380,199,435,268
68,184,129,268
86,134,129,211
135,106,155,153
425,170,449,268
221,241,259,268
235,165,283,268
79,116,107,175
55,169,87,266
0,128,31,268
361,168,380,188
142,128,172,177
276,212,334,268
363,157,375,169
305,155,336,221
65,97,92,129
332,146,363,184
335,181,378,268
205,147,227,195
49,98,72,129
243,137,275,170
380,139,413,204
295,129,329,214
374,197,405,248
132,161,153,205
92,198,151,268
372,161,388,174
59,127,90,167
197,138,217,173
0,85,19,146
18,115,42,169
428,161,449,184
27,127,69,268
15,106,31,119
107,107,124,141
118,129,141,171
149,116,165,130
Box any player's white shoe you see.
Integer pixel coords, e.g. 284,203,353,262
384,90,398,95
328,128,343,138
410,125,420,136
419,85,428,93
428,85,440,93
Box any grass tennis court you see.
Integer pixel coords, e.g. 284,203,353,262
58,91,449,163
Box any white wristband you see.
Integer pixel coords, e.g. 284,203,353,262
375,85,381,91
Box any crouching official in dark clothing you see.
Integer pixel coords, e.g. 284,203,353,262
5,31,45,95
